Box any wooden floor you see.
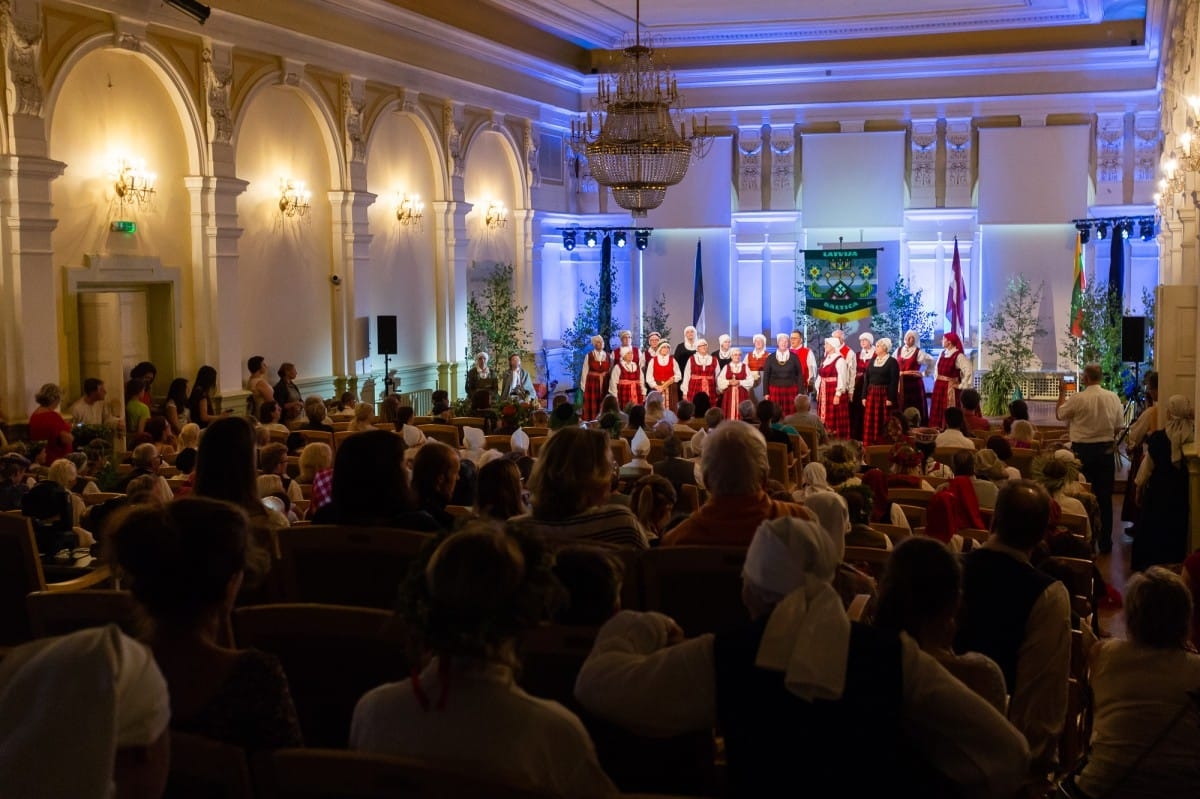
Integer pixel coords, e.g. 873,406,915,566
1096,494,1130,639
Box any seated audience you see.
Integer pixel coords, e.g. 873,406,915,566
874,537,1007,713
297,442,331,487
688,406,725,458
258,401,290,433
971,449,1006,507
885,411,912,445
942,450,988,531
46,457,87,527
959,389,991,432
0,625,170,798
396,405,427,450
934,408,975,450
1031,453,1091,538
797,461,833,500
410,440,462,531
618,429,653,481
114,443,168,495
756,400,791,447
804,491,877,614
330,392,357,420
508,426,648,549
474,457,526,522
1070,567,1200,798
351,527,615,797
311,430,438,531
783,394,827,443
347,402,376,433
574,516,1030,797
956,480,1070,777
110,497,302,749
986,435,1023,480
858,468,911,531
839,484,892,550
553,546,623,626
1001,399,1030,436
630,474,677,541
257,442,303,504
652,434,697,498
1009,419,1037,450
549,402,580,432
662,421,809,547
30,383,74,463
673,400,696,434
821,443,861,489
302,396,334,433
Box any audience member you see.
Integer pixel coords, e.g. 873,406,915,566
1009,419,1037,449
688,407,725,457
797,461,832,500
311,430,438,531
804,491,877,614
188,365,229,429
246,356,275,418
838,484,892,550
1001,399,1030,435
257,442,303,504
986,435,1023,480
618,429,653,481
629,474,677,540
130,362,157,406
29,383,74,464
410,440,462,531
114,443,167,495
956,480,1070,776
574,516,1030,797
258,401,290,433
109,497,302,749
351,527,615,797
163,377,190,434
959,389,990,432
69,377,122,432
273,363,303,421
874,537,1006,713
302,396,334,433
347,402,376,433
662,422,809,547
474,457,526,522
553,546,623,627
858,468,910,530
971,449,1007,507
934,408,974,449
652,434,697,498
782,394,827,443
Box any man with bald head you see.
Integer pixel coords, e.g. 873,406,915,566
783,394,827,444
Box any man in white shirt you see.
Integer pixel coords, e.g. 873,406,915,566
69,378,123,431
499,353,533,400
1056,363,1124,553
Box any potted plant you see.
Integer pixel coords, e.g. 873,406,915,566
980,275,1047,415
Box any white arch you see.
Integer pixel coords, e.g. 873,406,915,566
364,100,449,201
44,35,206,175
462,120,530,209
231,71,346,190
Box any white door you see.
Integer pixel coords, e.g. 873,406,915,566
78,290,151,409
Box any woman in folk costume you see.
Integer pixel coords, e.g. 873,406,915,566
717,347,755,420
746,333,771,399
817,337,852,439
609,347,645,409
788,330,818,396
850,332,875,441
761,333,802,413
929,332,973,429
715,334,734,370
862,338,900,446
682,339,719,403
674,326,699,373
895,329,935,425
581,335,610,421
642,331,662,371
616,329,640,370
646,340,682,411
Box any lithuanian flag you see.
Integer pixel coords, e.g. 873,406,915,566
1070,231,1086,337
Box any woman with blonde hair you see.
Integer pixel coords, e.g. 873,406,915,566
46,458,87,527
509,426,647,548
297,442,332,484
630,473,677,540
347,402,376,433
1008,419,1037,450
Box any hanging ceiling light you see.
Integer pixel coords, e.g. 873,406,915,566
570,0,711,218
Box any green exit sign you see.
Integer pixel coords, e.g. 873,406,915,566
110,220,136,233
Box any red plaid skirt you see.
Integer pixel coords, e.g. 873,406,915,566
818,378,850,439
862,384,892,447
928,377,958,429
767,384,798,413
616,375,644,408
899,373,927,425
583,372,607,421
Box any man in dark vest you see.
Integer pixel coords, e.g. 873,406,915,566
956,479,1071,780
575,516,1030,797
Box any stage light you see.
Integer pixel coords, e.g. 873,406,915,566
634,229,650,250
1139,218,1155,241
562,229,576,250
613,230,627,248
1096,221,1109,240
1074,221,1090,245
584,230,598,248
1118,220,1130,239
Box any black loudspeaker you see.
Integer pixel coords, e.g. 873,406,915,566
377,315,398,356
1121,316,1146,363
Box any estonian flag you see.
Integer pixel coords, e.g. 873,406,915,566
692,239,704,329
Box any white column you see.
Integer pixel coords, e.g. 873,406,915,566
432,200,472,396
327,189,377,383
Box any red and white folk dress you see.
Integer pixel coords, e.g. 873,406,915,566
609,359,645,408
682,353,718,403
645,352,682,410
717,361,754,420
581,349,610,421
817,354,851,439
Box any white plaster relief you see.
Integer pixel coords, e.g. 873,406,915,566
202,46,233,145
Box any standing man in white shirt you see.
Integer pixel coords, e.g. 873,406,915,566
1056,363,1124,554
69,378,124,434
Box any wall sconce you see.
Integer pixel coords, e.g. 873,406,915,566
484,200,507,229
396,192,423,226
112,157,156,213
278,178,311,218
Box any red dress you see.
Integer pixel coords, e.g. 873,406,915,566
29,408,73,463
894,348,929,424
581,350,609,421
613,362,644,408
745,350,769,373
648,356,680,410
929,349,964,428
719,363,751,420
684,355,717,402
817,357,850,439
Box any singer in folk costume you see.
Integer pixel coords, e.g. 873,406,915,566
674,326,699,373
895,329,935,425
682,339,718,403
642,331,662,371
715,334,734,370
862,338,900,446
581,335,610,421
746,333,771,400
817,337,852,439
609,347,645,408
616,329,640,370
788,330,818,396
717,347,755,420
850,332,875,441
929,332,973,428
761,333,802,413
646,340,682,410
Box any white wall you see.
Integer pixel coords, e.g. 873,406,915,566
234,86,335,389
801,132,906,228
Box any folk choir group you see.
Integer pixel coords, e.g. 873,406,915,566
581,326,974,446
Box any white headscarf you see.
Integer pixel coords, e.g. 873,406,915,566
1165,394,1195,465
801,462,831,496
630,427,651,458
901,329,919,356
858,332,875,347
803,491,851,556
510,428,530,454
461,426,486,462
743,517,851,701
0,625,169,798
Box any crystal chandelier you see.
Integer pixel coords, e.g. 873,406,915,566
571,0,711,218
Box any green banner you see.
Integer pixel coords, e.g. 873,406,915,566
801,248,878,323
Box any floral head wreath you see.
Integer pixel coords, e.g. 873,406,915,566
889,443,924,470
1031,453,1077,494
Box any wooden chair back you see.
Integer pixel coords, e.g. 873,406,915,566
958,528,991,551
26,589,138,639
638,546,749,636
82,491,124,506
332,421,352,432
1008,448,1037,478
896,503,926,527
766,442,792,491
417,424,460,447
796,428,819,462
269,429,292,445
0,513,111,645
843,546,891,579
619,428,636,441
451,416,486,429
411,415,434,426
869,523,911,544
1057,512,1090,543
275,525,435,608
888,487,935,505
296,430,333,448
678,483,701,514
865,445,893,472
925,475,949,489
166,732,255,799
674,428,696,443
375,422,396,432
647,437,666,464
522,426,550,438
484,435,512,452
517,624,599,709
609,438,632,467
529,436,549,457
233,604,406,749
932,447,971,468
258,748,559,799
1046,556,1095,618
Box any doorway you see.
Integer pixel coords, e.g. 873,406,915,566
76,284,176,403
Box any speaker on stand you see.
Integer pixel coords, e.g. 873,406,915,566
377,315,398,396
1120,316,1145,364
